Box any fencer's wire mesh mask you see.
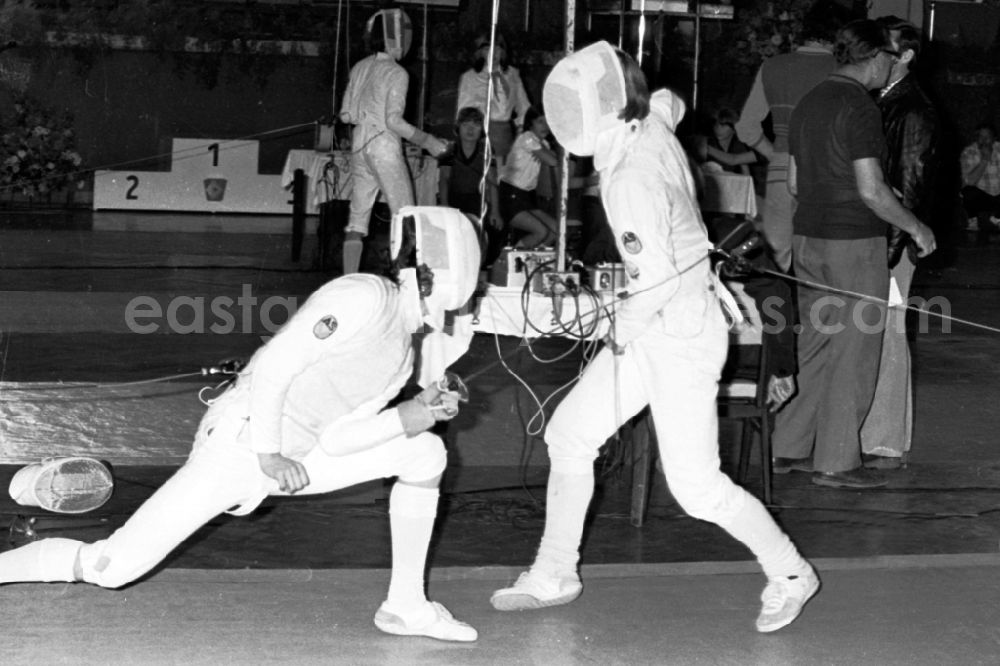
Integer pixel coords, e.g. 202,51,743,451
390,206,481,330
542,41,627,156
366,9,413,61
9,457,114,514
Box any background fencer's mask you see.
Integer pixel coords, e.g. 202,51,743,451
542,41,627,156
366,8,413,61
9,456,114,514
390,206,481,331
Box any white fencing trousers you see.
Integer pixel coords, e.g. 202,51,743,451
541,305,805,579
346,133,415,236
71,431,446,589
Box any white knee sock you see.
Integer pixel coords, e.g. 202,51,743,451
721,495,810,579
342,239,363,275
0,538,81,584
385,482,439,613
534,460,595,576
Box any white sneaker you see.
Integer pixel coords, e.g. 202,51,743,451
373,600,478,642
490,569,583,611
755,569,821,633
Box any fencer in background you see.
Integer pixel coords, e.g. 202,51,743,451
0,207,482,643
338,8,450,275
490,42,820,633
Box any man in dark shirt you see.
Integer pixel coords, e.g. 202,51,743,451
774,20,936,489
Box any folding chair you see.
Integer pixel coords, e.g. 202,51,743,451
717,279,773,505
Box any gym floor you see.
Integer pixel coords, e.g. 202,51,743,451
1,211,999,664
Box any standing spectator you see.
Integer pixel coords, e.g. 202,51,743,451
736,0,853,271
438,106,504,266
492,42,820,634
775,20,936,488
456,33,531,166
498,107,559,249
860,18,940,469
959,123,1000,245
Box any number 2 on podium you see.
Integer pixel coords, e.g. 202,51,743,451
126,175,139,200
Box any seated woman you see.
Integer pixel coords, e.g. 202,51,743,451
438,107,503,266
498,107,559,249
704,108,758,175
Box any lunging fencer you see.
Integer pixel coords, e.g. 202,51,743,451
338,8,450,275
490,42,820,633
0,207,482,643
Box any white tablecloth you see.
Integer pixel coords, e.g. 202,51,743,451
471,286,617,340
281,149,439,214
701,171,757,217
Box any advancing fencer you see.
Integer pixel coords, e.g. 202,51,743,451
490,42,820,633
338,8,450,275
1,206,482,643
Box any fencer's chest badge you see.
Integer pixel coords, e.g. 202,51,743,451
621,231,643,254
313,315,338,339
624,261,641,280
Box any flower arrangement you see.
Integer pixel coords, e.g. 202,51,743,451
0,95,83,198
729,0,813,66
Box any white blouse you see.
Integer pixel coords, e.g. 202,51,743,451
456,66,531,126
501,131,546,191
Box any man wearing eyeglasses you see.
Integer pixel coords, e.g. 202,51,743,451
860,17,940,471
773,19,936,489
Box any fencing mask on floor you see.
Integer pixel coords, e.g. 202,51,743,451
9,457,114,514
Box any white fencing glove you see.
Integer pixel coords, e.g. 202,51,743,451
397,383,461,437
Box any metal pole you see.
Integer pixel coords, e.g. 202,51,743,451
332,0,344,118
618,0,626,49
291,169,306,262
418,1,428,130
345,0,351,73
637,0,646,66
556,0,576,274
692,0,701,111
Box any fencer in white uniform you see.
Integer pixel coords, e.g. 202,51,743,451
338,9,449,275
490,42,820,633
0,206,482,643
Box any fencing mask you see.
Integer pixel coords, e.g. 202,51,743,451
542,40,627,156
9,457,114,514
391,205,481,330
366,9,413,61
391,206,481,387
